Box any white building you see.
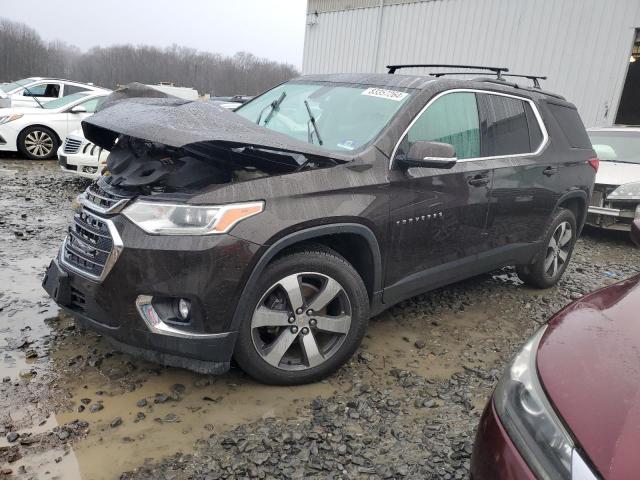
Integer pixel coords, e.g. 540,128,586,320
302,0,640,127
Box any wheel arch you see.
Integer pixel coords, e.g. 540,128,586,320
555,190,588,235
19,124,62,144
229,223,383,331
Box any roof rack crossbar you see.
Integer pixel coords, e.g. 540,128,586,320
501,74,547,89
387,63,509,78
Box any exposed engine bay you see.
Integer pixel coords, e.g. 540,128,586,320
101,135,341,194
82,85,351,195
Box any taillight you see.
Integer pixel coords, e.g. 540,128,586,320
587,157,599,172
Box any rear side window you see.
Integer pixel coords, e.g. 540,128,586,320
478,94,532,156
406,91,480,159
64,84,89,96
547,103,591,148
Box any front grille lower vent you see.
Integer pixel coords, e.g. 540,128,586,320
63,137,82,154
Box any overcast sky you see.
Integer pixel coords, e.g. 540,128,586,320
1,0,307,68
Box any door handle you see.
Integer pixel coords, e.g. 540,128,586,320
543,166,558,176
467,174,490,187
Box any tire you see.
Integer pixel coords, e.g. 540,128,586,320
233,246,369,385
516,208,577,288
18,126,59,160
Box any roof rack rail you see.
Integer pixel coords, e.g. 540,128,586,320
387,64,509,78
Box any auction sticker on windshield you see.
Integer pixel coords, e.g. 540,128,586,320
361,87,408,101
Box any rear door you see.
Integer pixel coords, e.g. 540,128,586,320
477,92,556,247
385,91,493,299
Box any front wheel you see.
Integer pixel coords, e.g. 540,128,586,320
233,247,369,385
517,208,577,288
18,126,59,160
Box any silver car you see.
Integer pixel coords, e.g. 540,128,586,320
587,126,640,232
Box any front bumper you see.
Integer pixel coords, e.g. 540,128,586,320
57,146,101,179
43,213,261,373
587,184,639,231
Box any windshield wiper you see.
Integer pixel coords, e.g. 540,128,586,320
21,85,44,108
304,100,323,146
256,91,286,126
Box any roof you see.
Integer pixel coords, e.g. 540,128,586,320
295,73,564,101
296,73,436,90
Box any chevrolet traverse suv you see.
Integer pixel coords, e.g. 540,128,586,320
43,70,596,385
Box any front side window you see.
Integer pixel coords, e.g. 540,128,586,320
588,131,640,164
477,94,531,157
404,91,480,159
22,83,60,98
235,82,412,153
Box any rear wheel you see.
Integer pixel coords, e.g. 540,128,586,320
517,208,577,288
18,126,59,160
234,247,369,385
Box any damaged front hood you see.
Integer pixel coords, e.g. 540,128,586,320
82,97,352,163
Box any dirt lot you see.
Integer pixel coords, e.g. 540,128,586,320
1,158,639,480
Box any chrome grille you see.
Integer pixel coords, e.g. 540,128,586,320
84,183,130,213
63,137,82,154
61,208,120,281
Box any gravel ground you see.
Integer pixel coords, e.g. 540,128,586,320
1,158,639,480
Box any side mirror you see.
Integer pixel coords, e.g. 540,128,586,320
631,219,640,247
70,105,87,114
397,141,457,169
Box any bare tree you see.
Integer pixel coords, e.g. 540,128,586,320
0,17,299,95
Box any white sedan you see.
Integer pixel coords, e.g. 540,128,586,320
0,77,105,108
0,89,110,160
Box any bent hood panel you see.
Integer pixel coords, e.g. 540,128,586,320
537,275,640,480
82,97,351,163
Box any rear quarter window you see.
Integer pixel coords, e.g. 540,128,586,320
547,103,591,149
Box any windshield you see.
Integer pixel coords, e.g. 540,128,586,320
588,131,640,164
235,82,412,153
42,92,90,110
0,78,36,94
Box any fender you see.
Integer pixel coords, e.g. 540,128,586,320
229,223,383,330
554,189,588,234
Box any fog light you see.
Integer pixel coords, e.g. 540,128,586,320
177,298,191,320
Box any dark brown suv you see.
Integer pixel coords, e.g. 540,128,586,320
43,68,597,384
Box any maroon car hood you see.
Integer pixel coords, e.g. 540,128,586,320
537,275,640,480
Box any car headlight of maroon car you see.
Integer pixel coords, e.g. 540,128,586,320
493,326,594,479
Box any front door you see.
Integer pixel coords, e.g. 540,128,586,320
385,91,492,302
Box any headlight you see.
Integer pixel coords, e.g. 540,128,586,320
608,182,640,201
494,326,575,479
122,200,263,235
0,114,23,125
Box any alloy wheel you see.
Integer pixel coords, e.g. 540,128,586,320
544,221,572,278
251,272,352,371
24,130,54,158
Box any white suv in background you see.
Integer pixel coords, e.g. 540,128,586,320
0,78,106,108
